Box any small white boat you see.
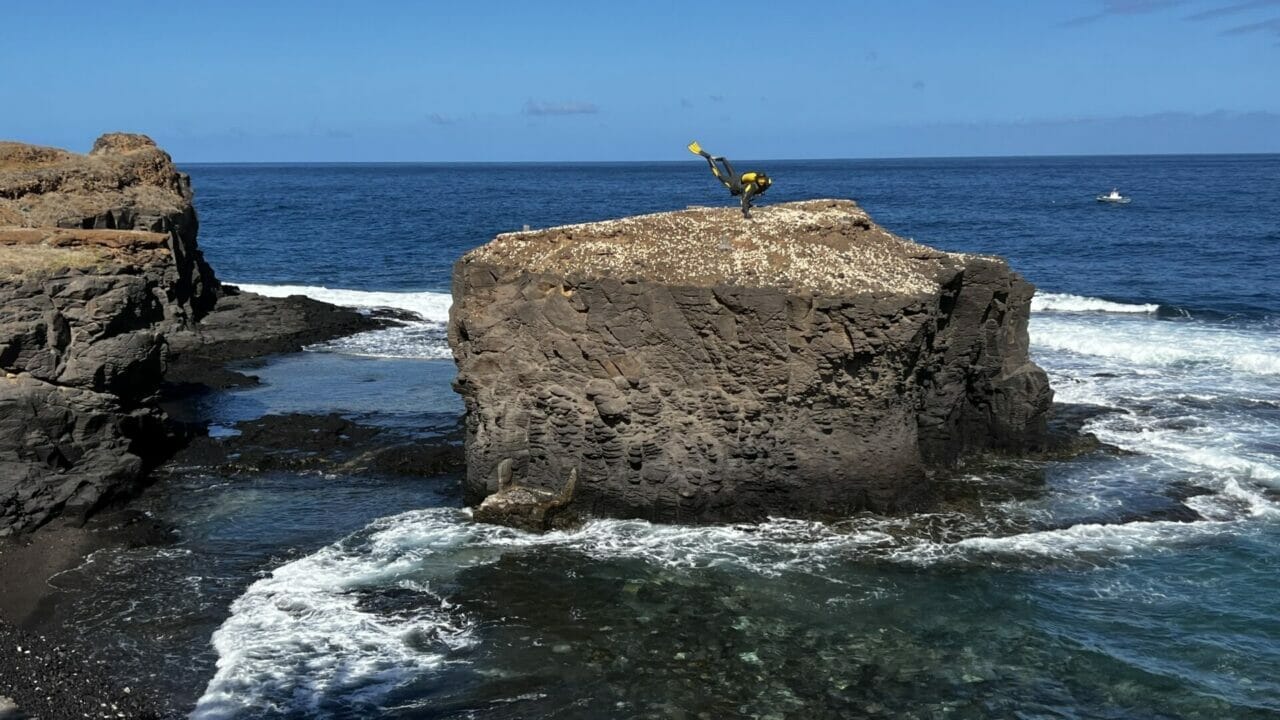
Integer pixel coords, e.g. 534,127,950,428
1096,188,1131,204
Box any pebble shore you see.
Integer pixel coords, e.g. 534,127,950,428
0,618,169,719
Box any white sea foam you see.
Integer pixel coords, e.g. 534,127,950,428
1185,479,1280,521
1026,302,1280,557
534,498,1275,570
1032,306,1280,512
232,283,452,323
494,515,894,573
319,324,454,360
192,512,476,719
1139,431,1280,483
1031,314,1280,376
1218,478,1280,518
912,518,1239,564
198,463,1278,714
230,282,454,359
1232,352,1280,376
345,510,895,576
1032,292,1159,314
189,508,937,716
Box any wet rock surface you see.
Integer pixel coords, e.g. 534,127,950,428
451,200,1054,523
162,285,389,392
168,412,464,478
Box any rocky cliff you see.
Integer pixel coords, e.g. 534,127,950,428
449,199,1053,524
0,134,217,533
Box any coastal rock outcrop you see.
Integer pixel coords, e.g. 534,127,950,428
0,134,216,533
449,200,1053,523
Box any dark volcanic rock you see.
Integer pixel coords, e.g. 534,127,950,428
162,285,388,390
167,413,465,479
0,134,218,321
0,135,396,534
0,376,167,531
0,135,216,534
0,135,422,713
449,200,1053,524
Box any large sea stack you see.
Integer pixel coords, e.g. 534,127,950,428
0,133,217,533
449,200,1053,525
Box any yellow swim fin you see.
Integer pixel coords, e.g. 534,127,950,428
687,141,703,156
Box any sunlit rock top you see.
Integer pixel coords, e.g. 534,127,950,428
463,199,973,296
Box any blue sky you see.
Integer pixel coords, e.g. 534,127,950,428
3,0,1278,161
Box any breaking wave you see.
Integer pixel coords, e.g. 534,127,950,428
231,283,452,323
1032,292,1159,314
192,513,476,719
1031,313,1280,376
230,283,453,359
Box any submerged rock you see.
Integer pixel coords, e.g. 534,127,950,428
449,200,1053,525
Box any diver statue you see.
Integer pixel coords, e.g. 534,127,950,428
689,141,772,218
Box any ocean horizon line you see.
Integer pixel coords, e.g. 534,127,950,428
177,151,1280,167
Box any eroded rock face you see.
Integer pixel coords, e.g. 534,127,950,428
0,376,161,532
0,133,217,321
449,200,1053,524
0,134,216,533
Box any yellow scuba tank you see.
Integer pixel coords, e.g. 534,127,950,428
741,172,771,191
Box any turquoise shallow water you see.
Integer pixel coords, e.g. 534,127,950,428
47,157,1280,718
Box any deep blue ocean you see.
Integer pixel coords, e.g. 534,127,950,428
49,156,1280,718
